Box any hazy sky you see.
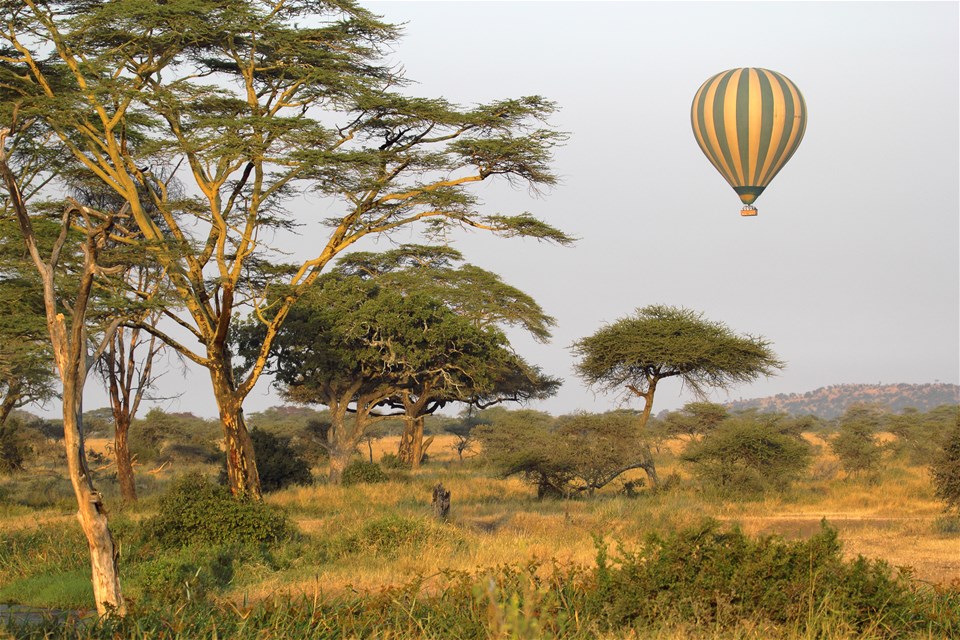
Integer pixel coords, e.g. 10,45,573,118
63,1,959,420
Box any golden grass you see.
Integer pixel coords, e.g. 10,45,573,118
3,431,957,604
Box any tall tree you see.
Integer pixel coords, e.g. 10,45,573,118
0,127,128,615
572,305,784,485
2,0,570,499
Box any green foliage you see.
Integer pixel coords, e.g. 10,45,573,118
832,406,886,478
129,408,221,465
340,460,388,486
659,402,729,441
132,546,236,606
572,305,784,400
0,419,30,473
477,410,653,498
249,428,313,493
593,521,954,636
930,417,960,513
888,405,959,465
139,473,293,548
379,452,404,470
5,523,957,639
681,416,812,495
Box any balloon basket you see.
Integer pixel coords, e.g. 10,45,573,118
740,206,757,217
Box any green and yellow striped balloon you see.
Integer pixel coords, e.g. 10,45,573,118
691,68,807,216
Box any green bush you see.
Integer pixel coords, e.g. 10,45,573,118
133,546,236,606
250,428,313,492
138,473,293,548
340,460,387,486
593,520,952,636
681,417,811,495
379,452,403,469
930,418,960,513
0,419,31,473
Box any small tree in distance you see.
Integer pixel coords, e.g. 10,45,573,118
572,305,784,485
930,416,960,513
831,405,885,479
682,415,812,495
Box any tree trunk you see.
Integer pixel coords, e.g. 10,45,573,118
326,404,360,484
398,414,431,469
635,381,660,487
113,415,136,504
0,378,21,428
63,386,125,616
211,367,262,501
397,418,414,466
410,416,425,469
328,447,350,484
222,407,261,501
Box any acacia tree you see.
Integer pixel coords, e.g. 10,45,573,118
572,305,784,485
0,127,128,615
2,0,569,500
334,245,558,467
243,269,549,483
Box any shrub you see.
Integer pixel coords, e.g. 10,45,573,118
139,473,293,548
831,405,886,478
133,546,236,606
832,422,884,478
594,520,947,636
249,428,313,492
476,410,655,498
0,419,31,473
340,460,387,486
931,418,960,513
379,452,404,470
681,417,811,495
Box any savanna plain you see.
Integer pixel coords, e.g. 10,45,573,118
1,405,959,640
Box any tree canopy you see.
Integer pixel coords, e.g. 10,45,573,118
572,305,784,484
239,249,559,478
1,0,570,498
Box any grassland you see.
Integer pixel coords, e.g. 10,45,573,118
0,433,958,639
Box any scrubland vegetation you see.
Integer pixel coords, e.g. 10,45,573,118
1,403,958,639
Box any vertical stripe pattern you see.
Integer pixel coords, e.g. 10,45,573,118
691,68,807,205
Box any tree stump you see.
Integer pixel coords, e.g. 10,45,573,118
432,483,451,521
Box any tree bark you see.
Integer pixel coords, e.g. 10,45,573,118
210,361,262,500
63,386,125,616
634,379,660,487
114,416,136,503
326,402,357,484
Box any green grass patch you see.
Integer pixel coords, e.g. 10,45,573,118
0,569,93,609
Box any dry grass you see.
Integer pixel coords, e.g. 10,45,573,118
2,431,957,605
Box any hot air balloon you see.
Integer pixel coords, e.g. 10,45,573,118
691,68,807,216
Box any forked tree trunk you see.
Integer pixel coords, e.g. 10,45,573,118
398,416,433,469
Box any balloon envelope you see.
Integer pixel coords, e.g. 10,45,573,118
691,68,807,214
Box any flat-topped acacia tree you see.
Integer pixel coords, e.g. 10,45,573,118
572,305,784,485
1,0,571,499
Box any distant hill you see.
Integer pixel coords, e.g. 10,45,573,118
727,383,959,419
